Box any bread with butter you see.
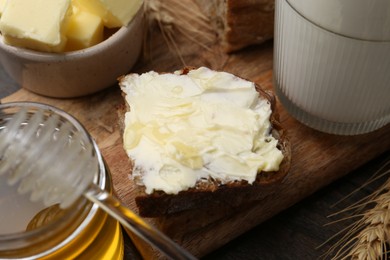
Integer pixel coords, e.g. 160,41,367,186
118,67,290,217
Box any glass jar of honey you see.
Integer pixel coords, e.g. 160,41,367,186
0,102,124,259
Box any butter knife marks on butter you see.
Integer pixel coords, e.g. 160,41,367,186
120,67,284,195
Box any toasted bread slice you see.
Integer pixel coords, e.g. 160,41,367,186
118,67,291,217
194,0,275,53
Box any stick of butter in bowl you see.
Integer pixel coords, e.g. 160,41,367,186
0,0,144,98
0,0,72,53
73,0,142,28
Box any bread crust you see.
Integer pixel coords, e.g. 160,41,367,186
194,0,275,53
118,68,291,217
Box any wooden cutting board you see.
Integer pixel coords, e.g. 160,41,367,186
2,9,390,259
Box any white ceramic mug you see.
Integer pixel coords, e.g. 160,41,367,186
273,0,390,135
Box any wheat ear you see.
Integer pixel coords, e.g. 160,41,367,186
322,157,390,260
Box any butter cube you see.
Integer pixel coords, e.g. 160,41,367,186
73,0,142,28
65,8,104,51
0,0,7,16
0,0,72,52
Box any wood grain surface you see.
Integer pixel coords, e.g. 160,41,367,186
1,6,390,259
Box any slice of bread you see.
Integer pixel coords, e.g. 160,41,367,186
194,0,275,53
118,67,291,217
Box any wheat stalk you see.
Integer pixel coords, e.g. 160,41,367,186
348,193,390,260
321,157,390,260
143,0,216,65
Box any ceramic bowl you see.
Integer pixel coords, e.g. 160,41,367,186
0,7,144,98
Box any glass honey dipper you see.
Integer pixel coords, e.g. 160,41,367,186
0,102,196,260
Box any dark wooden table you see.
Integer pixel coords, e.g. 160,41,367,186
205,152,390,260
1,63,389,259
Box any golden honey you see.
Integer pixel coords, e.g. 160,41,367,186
0,102,124,259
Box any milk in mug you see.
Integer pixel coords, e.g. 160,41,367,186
273,0,390,135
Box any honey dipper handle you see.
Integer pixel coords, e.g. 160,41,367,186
84,184,197,260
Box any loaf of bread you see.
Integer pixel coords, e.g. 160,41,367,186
194,0,275,53
118,67,290,217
